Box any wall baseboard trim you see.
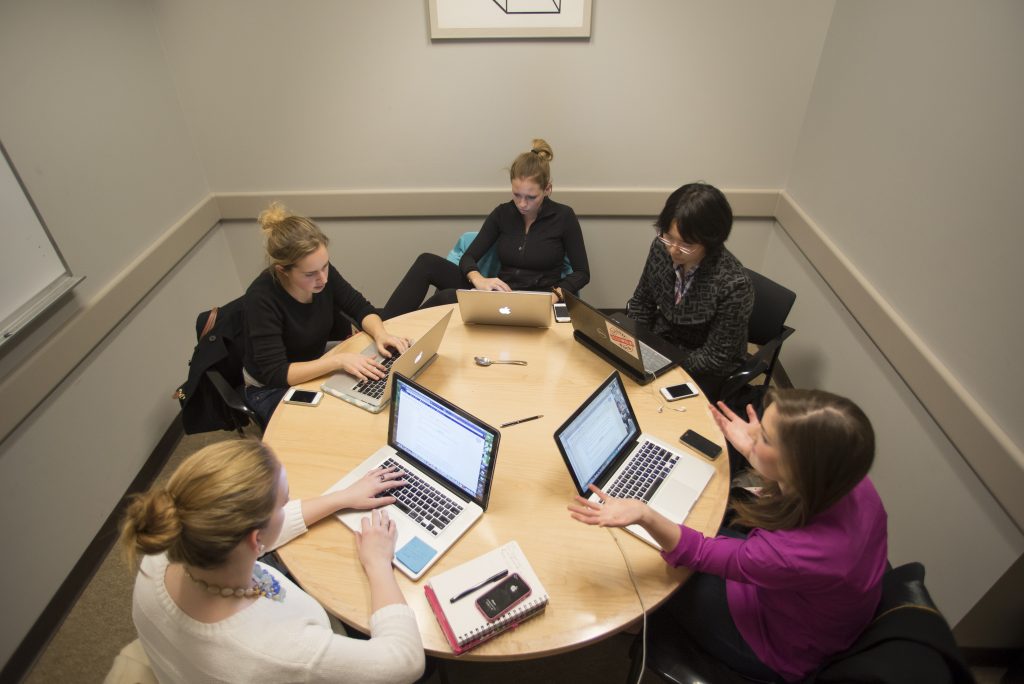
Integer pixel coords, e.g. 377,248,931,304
0,416,184,684
213,188,781,220
773,191,1024,532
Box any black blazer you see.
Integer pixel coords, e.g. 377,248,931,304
175,297,248,434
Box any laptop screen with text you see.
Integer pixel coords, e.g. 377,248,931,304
389,374,498,507
554,372,641,493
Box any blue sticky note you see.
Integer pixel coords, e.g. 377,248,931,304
395,537,437,574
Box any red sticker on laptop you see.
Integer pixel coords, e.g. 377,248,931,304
605,322,639,359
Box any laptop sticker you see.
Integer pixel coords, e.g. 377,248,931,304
605,322,639,359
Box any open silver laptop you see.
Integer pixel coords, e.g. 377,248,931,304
553,371,716,549
456,289,552,328
326,373,501,580
320,309,452,413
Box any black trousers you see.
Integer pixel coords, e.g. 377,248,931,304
382,253,468,320
657,569,782,683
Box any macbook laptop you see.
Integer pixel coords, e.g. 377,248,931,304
326,372,500,580
564,291,679,385
321,309,452,413
553,371,715,550
457,289,552,328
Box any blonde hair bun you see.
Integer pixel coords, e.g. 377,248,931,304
258,201,291,235
530,138,554,162
122,489,182,561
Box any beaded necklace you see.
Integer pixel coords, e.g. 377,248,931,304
183,564,285,602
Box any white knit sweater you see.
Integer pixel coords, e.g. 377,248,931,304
132,500,424,683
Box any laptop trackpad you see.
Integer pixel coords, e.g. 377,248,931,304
653,478,700,521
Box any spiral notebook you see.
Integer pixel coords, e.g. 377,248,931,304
424,541,548,655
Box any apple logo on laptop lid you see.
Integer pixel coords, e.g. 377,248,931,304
499,306,512,315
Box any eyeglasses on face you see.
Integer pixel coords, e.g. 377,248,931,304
656,235,697,255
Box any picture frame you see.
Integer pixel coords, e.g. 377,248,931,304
428,0,593,40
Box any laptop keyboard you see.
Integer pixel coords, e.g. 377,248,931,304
639,341,671,374
606,440,680,503
353,355,397,399
375,457,463,536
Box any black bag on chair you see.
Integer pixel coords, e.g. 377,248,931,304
174,297,253,434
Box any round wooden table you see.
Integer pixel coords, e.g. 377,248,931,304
266,304,729,660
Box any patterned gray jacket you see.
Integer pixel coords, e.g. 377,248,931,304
626,240,753,377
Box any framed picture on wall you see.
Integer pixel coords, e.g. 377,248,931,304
428,0,593,39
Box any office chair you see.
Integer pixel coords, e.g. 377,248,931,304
627,563,972,684
175,297,260,437
719,268,796,405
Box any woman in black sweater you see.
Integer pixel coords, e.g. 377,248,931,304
242,203,409,426
382,139,590,319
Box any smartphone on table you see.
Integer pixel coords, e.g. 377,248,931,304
475,573,532,621
680,429,722,460
659,382,699,401
553,302,570,323
283,388,322,407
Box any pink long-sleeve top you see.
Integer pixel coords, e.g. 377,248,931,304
662,477,888,681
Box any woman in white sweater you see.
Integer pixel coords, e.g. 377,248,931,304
119,439,424,683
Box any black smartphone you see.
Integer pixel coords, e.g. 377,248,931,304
475,573,532,621
553,302,570,322
680,429,722,459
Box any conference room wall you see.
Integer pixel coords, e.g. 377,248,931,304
757,222,1022,633
781,1,1024,641
153,0,834,191
0,0,229,668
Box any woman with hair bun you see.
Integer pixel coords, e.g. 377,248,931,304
382,138,590,318
121,439,424,683
569,389,888,682
243,202,409,426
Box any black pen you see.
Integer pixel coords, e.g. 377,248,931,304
449,569,509,603
500,414,543,428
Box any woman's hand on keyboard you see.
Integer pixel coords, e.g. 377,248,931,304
374,334,410,359
328,351,388,381
468,272,512,292
339,466,408,510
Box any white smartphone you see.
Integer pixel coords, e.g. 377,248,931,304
283,388,322,407
553,302,570,323
659,382,699,401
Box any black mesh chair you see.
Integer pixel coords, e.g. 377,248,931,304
719,268,796,406
628,563,973,684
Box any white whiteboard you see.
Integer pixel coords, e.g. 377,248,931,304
0,142,81,346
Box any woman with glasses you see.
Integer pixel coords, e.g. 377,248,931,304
626,183,754,400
